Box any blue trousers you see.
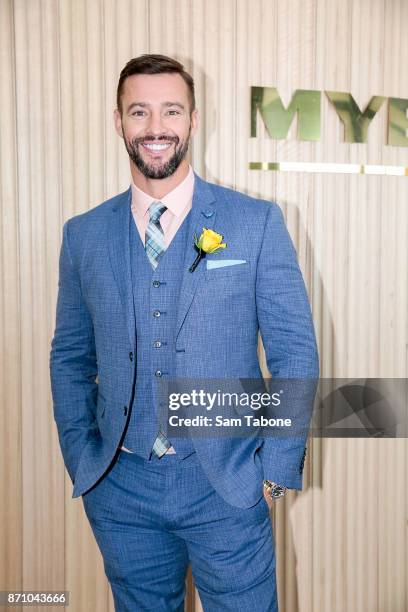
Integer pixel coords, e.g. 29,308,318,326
82,450,278,611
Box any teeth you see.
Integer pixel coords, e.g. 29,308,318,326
143,143,171,150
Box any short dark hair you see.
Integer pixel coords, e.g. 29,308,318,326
116,54,196,115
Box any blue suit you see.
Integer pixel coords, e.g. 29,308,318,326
50,172,318,611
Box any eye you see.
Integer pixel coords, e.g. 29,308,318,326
130,110,146,117
167,109,181,116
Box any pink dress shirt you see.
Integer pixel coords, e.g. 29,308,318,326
131,165,195,248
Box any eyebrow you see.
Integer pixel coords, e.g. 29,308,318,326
126,101,186,112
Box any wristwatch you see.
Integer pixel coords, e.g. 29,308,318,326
263,479,287,500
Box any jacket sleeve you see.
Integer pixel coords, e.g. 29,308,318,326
256,202,319,489
49,219,98,484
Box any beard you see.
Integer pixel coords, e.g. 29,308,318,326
123,126,191,179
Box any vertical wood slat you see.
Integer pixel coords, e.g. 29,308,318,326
0,1,407,611
0,0,22,596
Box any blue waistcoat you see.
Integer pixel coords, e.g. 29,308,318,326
121,208,196,460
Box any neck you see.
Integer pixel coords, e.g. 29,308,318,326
130,160,190,199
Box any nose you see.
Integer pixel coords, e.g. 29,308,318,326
146,110,165,137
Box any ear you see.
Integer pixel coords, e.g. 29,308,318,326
113,109,124,139
190,108,199,137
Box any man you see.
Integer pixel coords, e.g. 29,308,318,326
50,54,319,611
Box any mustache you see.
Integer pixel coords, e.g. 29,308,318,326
133,135,179,146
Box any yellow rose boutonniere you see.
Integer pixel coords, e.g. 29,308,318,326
189,228,227,272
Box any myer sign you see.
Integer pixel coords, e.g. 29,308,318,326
251,88,408,147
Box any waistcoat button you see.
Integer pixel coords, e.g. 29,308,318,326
152,280,161,287
123,406,128,416
154,341,162,348
153,310,161,317
129,351,133,361
155,370,162,377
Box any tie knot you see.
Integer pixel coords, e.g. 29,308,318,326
149,201,167,224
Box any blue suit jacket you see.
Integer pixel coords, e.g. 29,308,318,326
50,172,319,508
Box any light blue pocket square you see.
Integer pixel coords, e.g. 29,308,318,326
206,259,247,270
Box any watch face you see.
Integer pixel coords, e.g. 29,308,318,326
264,481,287,499
271,485,286,499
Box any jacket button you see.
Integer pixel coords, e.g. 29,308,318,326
123,406,128,416
129,351,133,361
154,341,162,348
153,310,161,317
155,370,162,377
152,280,161,287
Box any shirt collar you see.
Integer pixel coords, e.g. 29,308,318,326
131,165,195,219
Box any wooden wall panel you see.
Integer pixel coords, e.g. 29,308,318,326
0,0,22,597
0,1,406,611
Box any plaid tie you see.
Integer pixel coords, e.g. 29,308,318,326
145,201,173,458
145,201,167,269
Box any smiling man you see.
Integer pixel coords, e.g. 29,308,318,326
118,76,195,183
50,54,319,611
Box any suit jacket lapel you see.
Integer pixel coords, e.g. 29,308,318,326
108,188,136,349
175,173,217,342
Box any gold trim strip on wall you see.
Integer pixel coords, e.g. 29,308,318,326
249,161,408,176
